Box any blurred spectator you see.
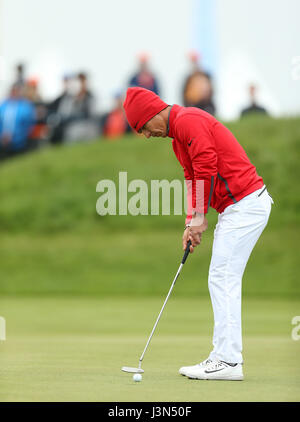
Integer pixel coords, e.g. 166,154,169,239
13,63,26,91
48,74,73,115
47,72,98,144
129,53,160,95
47,74,74,143
240,85,268,118
25,78,48,146
25,77,42,103
63,72,99,143
102,92,131,139
182,51,215,116
0,84,35,160
71,72,94,120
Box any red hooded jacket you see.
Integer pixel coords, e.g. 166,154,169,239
168,105,263,221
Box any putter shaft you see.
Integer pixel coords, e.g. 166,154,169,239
139,263,183,365
138,240,192,366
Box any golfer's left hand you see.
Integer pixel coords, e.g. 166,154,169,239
188,216,208,251
183,227,195,253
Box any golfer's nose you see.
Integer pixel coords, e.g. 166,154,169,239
144,130,151,138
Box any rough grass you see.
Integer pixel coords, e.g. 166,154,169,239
0,116,299,297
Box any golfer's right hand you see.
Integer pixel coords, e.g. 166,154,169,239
182,227,194,253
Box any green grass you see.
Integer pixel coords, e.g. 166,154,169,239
0,116,299,233
0,116,299,402
0,116,299,297
0,296,299,402
0,227,298,297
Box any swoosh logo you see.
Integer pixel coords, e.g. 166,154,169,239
188,139,194,147
204,368,226,374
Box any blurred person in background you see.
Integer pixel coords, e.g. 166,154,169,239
48,74,73,115
182,51,215,116
13,63,26,91
47,74,74,144
129,53,160,95
102,92,131,139
25,77,42,103
71,72,94,121
62,71,99,143
240,84,268,118
0,84,35,160
25,77,48,148
47,72,98,144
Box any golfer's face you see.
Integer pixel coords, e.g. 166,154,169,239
140,114,167,138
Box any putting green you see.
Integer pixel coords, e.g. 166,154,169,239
0,297,299,402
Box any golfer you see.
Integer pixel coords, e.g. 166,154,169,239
123,87,273,381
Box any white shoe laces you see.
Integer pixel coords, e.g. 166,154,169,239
199,358,213,366
205,360,225,371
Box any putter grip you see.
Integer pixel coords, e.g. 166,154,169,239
182,240,192,264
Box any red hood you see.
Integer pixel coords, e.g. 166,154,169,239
123,87,168,132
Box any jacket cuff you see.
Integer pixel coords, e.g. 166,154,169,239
185,215,192,225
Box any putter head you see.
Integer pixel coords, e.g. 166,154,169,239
121,366,144,374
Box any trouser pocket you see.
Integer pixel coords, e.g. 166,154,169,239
268,194,274,204
258,186,274,205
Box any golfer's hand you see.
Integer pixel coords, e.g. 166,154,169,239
186,216,208,252
182,227,195,253
188,226,203,251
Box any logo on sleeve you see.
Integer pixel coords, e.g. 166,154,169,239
188,138,195,147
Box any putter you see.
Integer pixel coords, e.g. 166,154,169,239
122,240,192,374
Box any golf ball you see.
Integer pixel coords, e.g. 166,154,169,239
133,373,142,382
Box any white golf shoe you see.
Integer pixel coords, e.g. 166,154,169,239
179,358,214,376
185,359,244,380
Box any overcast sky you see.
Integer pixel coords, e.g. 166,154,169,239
0,0,299,119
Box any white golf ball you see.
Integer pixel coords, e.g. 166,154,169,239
133,373,142,382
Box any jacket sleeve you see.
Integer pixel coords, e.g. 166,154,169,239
172,139,193,224
175,114,217,215
184,169,193,224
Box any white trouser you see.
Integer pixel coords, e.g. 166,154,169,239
208,186,273,364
